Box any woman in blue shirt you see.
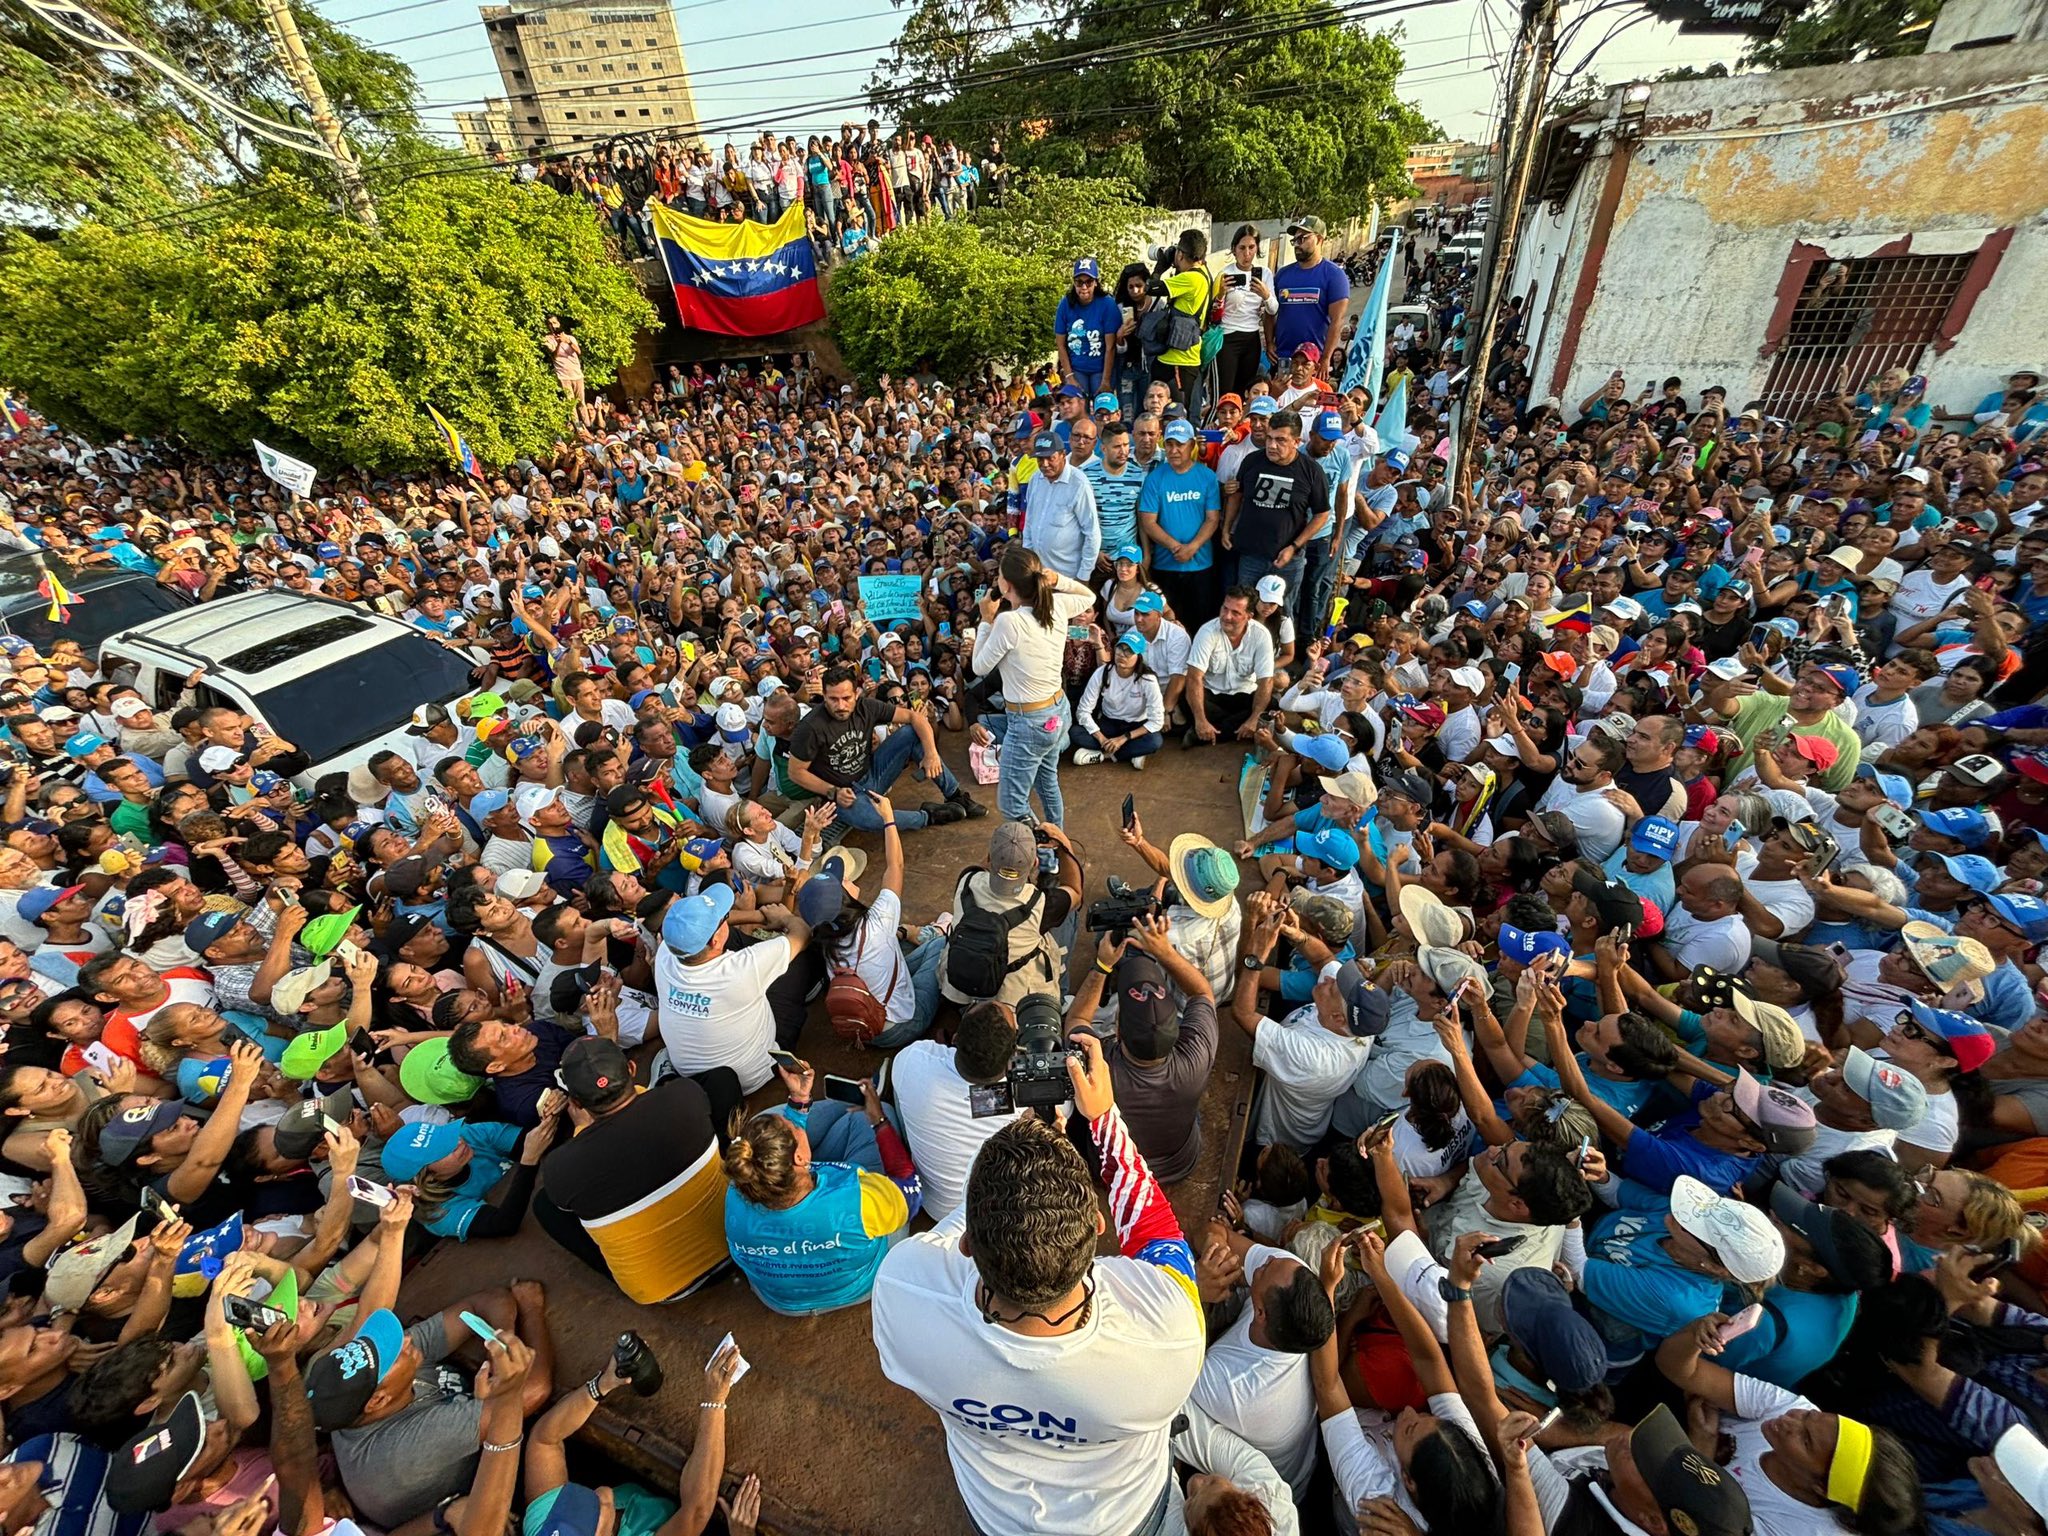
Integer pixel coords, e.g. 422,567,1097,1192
721,1059,918,1315
380,1113,552,1241
1053,257,1124,399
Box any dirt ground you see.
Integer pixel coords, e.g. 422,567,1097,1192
396,738,1262,1536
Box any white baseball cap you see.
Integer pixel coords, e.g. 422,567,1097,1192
1255,574,1288,605
1669,1174,1785,1285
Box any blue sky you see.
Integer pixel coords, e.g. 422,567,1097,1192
311,0,1747,150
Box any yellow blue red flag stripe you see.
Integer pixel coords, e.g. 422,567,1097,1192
425,405,479,477
649,202,824,337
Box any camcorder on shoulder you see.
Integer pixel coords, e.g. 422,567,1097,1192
968,992,1077,1119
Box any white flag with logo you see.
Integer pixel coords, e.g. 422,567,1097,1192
253,440,317,498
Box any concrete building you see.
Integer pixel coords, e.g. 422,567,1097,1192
479,1,701,157
1406,139,1495,208
453,99,517,160
1504,36,2047,421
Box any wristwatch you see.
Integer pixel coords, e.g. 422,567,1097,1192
1437,1277,1472,1305
1241,954,1266,973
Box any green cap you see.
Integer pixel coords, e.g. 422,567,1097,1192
399,1038,483,1106
279,1022,346,1080
300,906,361,960
232,1267,299,1381
466,691,508,719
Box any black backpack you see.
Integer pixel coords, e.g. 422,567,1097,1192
943,868,1046,998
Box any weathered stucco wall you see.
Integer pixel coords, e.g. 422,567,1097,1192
1523,42,2048,413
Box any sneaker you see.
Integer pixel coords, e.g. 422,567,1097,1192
950,790,989,819
1130,755,1149,771
925,800,968,827
1181,726,1200,748
1106,876,1139,899
1072,748,1104,766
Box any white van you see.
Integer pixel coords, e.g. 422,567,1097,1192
100,591,482,790
1444,233,1486,266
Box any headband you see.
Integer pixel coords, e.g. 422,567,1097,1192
1828,1415,1874,1512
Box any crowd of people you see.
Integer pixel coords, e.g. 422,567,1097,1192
502,124,1007,268
4,191,2048,1536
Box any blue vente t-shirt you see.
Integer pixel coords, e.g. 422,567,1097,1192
1139,461,1222,572
1272,259,1351,358
1055,292,1125,371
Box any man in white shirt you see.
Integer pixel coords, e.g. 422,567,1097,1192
1851,653,1932,749
872,1037,1204,1536
889,1003,1025,1224
1184,587,1277,746
1436,666,1486,763
1231,905,1382,1150
1131,593,1193,722
652,885,812,1094
1020,432,1100,581
1533,734,1628,861
1189,1237,1331,1500
1652,866,1752,980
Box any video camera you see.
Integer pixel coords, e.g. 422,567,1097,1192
1086,888,1163,941
968,992,1077,1119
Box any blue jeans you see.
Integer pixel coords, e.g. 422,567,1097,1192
1069,720,1162,762
1235,552,1305,605
1296,540,1335,641
836,724,959,832
866,930,949,1051
999,696,1069,826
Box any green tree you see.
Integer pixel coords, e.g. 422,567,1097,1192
828,221,1065,382
1741,0,1942,69
876,0,1436,221
970,175,1151,269
0,171,656,472
1,0,420,227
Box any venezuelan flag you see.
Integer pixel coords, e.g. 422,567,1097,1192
650,202,824,338
37,568,77,624
425,405,480,477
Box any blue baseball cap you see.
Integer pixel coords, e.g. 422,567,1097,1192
1500,1267,1608,1393
1855,763,1914,809
1113,543,1143,565
1117,631,1149,657
1132,591,1165,614
182,908,244,955
315,542,343,561
1813,663,1862,695
1986,891,2048,942
304,1306,409,1431
1247,397,1279,418
1057,383,1084,399
662,884,735,954
1499,924,1572,965
61,733,108,758
468,788,511,822
1630,816,1680,861
1294,826,1359,873
1073,256,1100,280
1163,420,1197,443
1030,431,1060,455
1934,852,2001,895
1285,731,1349,773
1010,412,1036,438
1382,448,1410,471
1902,999,1997,1071
507,735,545,760
16,883,83,926
1093,392,1118,412
525,1483,606,1536
1315,411,1343,441
1917,806,1995,850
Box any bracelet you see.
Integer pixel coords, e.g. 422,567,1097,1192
699,1401,728,1412
787,1096,810,1110
481,1437,523,1454
1095,959,1115,975
585,1376,606,1402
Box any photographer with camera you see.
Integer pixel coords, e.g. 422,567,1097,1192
872,1032,1204,1536
1063,914,1216,1184
891,999,1051,1224
940,820,1083,1010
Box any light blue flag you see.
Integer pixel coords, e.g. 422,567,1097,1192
1340,230,1401,399
1374,375,1407,451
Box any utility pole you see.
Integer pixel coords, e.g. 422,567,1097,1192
1453,0,1558,495
256,0,379,231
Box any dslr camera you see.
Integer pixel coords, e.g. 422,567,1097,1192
968,992,1077,1118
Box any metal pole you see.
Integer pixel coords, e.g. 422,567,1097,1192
1453,0,1557,500
256,0,379,231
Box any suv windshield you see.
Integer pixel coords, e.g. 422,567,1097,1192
251,631,476,764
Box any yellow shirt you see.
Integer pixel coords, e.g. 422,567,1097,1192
1157,267,1213,367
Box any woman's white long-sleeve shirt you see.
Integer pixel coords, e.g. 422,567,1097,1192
970,583,1093,702
1077,663,1165,736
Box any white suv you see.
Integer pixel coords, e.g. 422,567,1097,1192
100,591,482,789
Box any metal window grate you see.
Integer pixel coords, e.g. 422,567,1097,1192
1757,253,1973,421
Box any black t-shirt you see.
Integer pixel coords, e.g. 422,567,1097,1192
789,696,895,788
494,1020,581,1128
1614,763,1679,817
541,1079,717,1219
1232,450,1324,560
